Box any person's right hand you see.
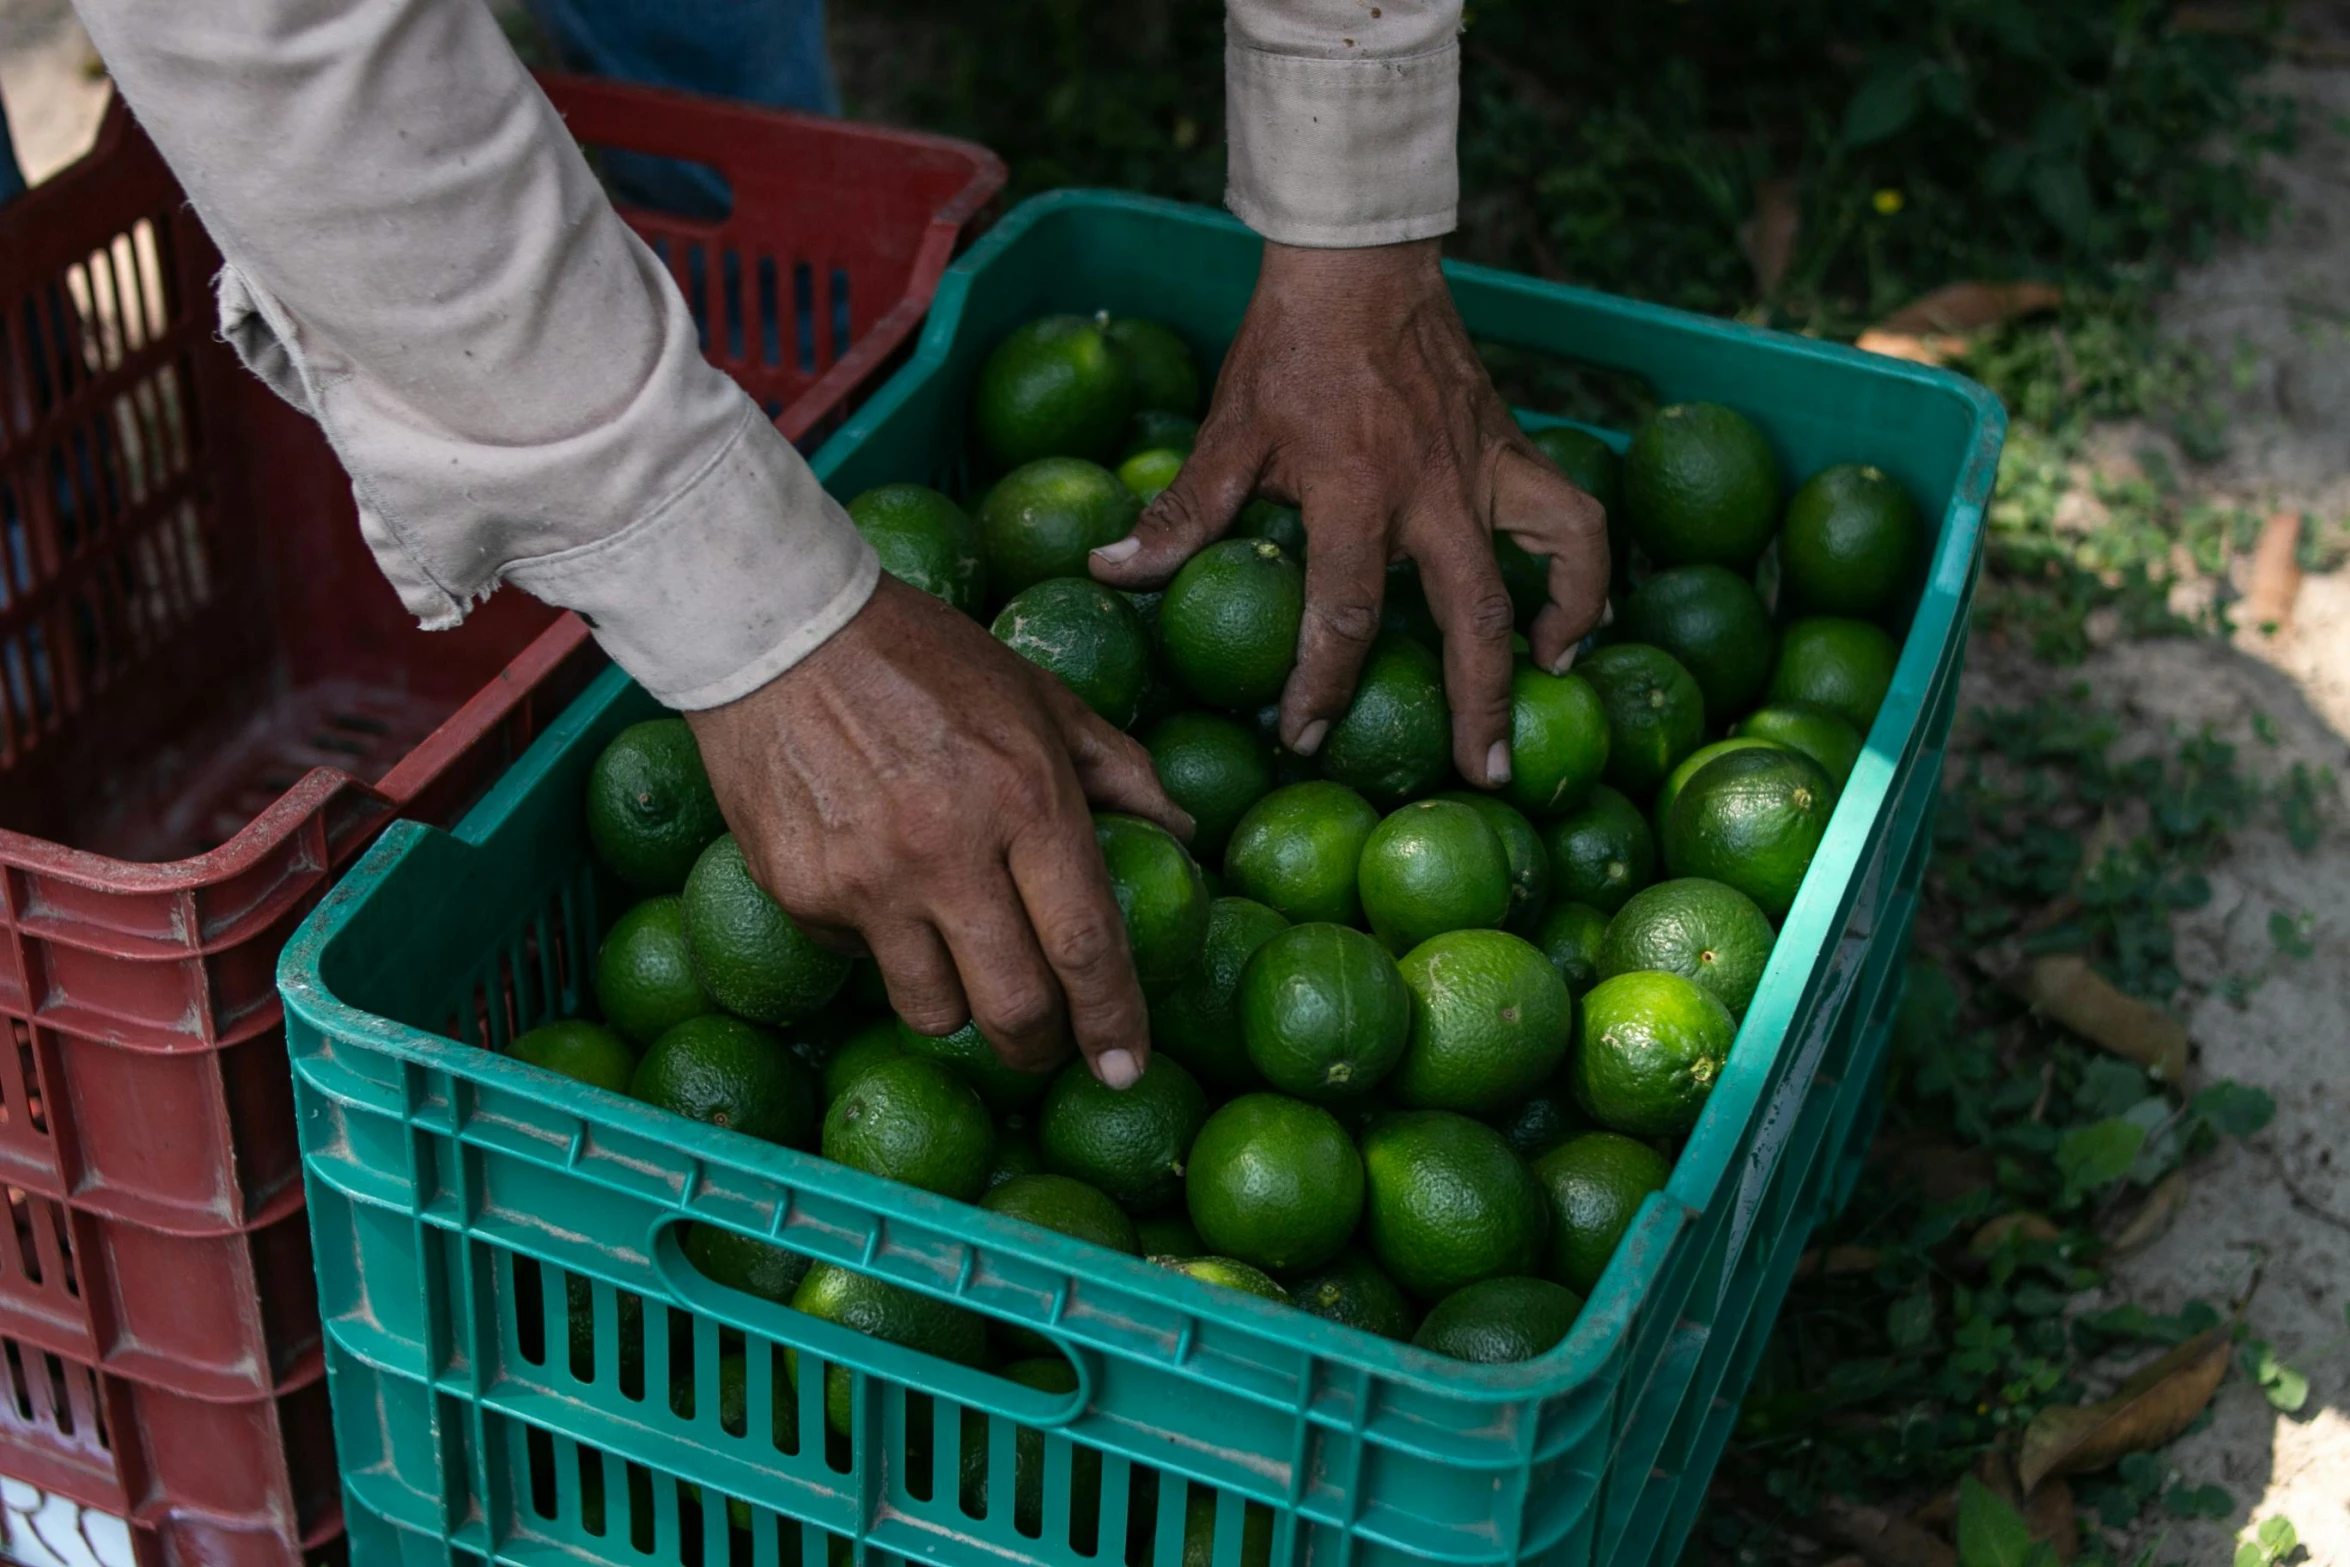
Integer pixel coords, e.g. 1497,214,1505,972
683,574,1192,1088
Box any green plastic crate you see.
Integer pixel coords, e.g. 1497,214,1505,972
278,190,2003,1567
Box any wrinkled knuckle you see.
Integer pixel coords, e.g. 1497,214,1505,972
997,764,1063,824
898,996,968,1037
981,984,1059,1044
1313,598,1382,649
1463,589,1518,642
1045,915,1125,979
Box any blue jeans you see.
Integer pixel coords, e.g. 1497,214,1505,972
0,105,25,206
524,0,839,218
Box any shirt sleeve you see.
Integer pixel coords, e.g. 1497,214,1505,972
1222,0,1462,249
69,0,877,712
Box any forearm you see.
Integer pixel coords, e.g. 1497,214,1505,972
1222,0,1462,248
69,0,874,709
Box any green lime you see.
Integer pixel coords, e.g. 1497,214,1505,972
1237,923,1411,1102
1493,1084,1586,1162
1357,799,1511,953
1661,746,1837,921
976,457,1139,601
846,483,986,616
1620,565,1773,719
563,1275,645,1388
1390,929,1574,1115
1223,781,1379,926
680,835,851,1026
1539,786,1656,915
1599,877,1776,1019
992,577,1152,727
631,1014,814,1146
1530,901,1610,998
1159,1256,1288,1301
585,719,725,894
1434,790,1550,935
1500,665,1611,817
1654,737,1784,829
1573,971,1735,1137
1159,538,1305,710
1492,530,1551,630
1534,1130,1671,1294
982,1172,1140,1254
1528,425,1624,518
1411,1276,1581,1363
974,314,1134,468
1117,447,1186,505
1103,317,1201,416
1185,1093,1364,1273
1038,1055,1208,1213
985,1124,1045,1191
1136,1212,1205,1258
1124,409,1199,459
1317,633,1451,808
592,892,709,1052
1735,704,1864,788
682,1223,809,1303
787,1263,987,1435
896,1018,1055,1113
511,1018,638,1095
1149,897,1289,1092
1577,643,1707,797
1622,402,1782,570
1235,499,1306,558
1095,813,1212,984
1361,1110,1548,1299
821,1053,995,1200
1780,463,1920,617
821,1019,904,1105
1284,1248,1417,1340
1766,616,1899,737
1381,560,1442,648
1143,712,1274,862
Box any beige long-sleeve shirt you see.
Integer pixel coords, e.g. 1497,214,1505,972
68,0,1461,709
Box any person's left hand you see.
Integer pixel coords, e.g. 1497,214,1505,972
1087,237,1610,789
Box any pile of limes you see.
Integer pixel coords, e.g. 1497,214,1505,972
510,309,1925,1476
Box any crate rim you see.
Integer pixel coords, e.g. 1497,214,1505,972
279,188,2005,1409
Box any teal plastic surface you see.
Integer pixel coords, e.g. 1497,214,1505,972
280,190,2003,1567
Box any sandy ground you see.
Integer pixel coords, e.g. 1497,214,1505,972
6,2,2348,1563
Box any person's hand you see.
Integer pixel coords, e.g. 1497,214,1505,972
684,575,1192,1086
1088,238,1610,788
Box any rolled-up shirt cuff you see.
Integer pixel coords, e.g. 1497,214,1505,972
504,403,880,710
1224,40,1460,248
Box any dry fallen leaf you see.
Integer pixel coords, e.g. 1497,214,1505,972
1970,1212,2064,1257
1855,281,2064,365
1895,1143,1998,1201
1947,1451,2079,1561
2107,1169,2193,1258
2017,1326,2231,1493
2001,953,2191,1085
1795,1244,1886,1279
1740,177,1802,301
2243,510,2304,634
1817,1496,1959,1567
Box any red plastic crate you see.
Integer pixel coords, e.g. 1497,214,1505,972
0,1331,340,1567
0,74,1001,1567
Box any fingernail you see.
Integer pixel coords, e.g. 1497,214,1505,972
1091,537,1142,565
1599,600,1616,628
1485,741,1512,786
1548,645,1578,676
1292,719,1330,757
1096,1048,1141,1090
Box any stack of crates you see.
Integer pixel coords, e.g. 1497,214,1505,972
0,78,1002,1567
